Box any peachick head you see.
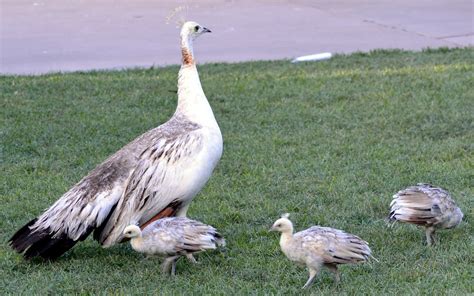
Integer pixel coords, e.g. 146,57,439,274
123,225,142,238
270,213,294,234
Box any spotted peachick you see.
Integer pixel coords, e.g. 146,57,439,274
270,214,374,289
389,183,463,246
123,217,225,275
9,21,223,259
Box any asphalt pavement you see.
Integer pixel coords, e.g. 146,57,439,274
1,0,472,74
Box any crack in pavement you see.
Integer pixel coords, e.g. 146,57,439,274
437,33,474,39
361,19,462,46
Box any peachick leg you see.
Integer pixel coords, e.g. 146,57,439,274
162,256,179,275
325,264,340,283
171,259,177,276
302,268,318,289
425,227,435,246
186,253,198,264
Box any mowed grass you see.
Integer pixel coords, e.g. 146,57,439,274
1,48,473,294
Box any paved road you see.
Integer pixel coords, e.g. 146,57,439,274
1,0,472,74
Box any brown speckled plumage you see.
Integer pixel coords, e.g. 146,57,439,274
181,47,194,66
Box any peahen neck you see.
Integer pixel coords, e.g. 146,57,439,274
180,34,195,67
175,33,217,128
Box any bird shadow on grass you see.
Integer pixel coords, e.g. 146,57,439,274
9,243,136,269
65,243,227,272
64,243,136,261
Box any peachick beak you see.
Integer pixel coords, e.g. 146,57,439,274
203,27,212,33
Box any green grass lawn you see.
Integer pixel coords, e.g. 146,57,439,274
1,48,473,294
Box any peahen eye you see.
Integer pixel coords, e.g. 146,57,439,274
194,25,199,32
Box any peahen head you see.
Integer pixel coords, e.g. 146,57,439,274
180,21,211,41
